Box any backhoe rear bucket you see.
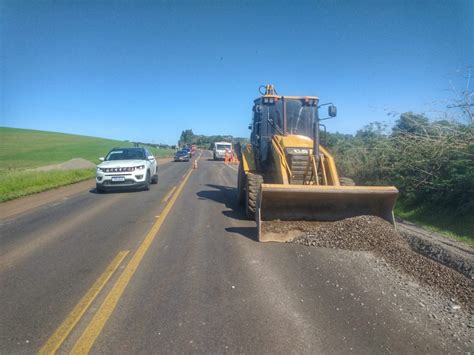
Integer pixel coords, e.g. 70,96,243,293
257,184,399,242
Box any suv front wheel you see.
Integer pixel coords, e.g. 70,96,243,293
143,171,151,191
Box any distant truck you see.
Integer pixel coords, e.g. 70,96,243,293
213,142,232,160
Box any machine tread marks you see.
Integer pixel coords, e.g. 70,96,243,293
246,172,264,220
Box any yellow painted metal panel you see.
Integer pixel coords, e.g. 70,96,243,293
241,143,256,173
257,184,399,242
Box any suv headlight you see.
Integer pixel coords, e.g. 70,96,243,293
136,165,145,170
96,167,103,172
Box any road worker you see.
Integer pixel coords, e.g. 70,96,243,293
224,148,230,164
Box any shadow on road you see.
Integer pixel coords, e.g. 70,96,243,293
225,226,258,242
89,187,143,194
197,184,246,219
196,184,257,241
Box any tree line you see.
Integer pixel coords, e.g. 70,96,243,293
179,129,249,149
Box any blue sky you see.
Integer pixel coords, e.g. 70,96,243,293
1,0,473,145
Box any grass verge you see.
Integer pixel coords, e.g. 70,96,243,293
151,148,175,158
395,203,473,245
0,169,95,203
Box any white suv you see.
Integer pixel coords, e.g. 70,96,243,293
96,147,158,193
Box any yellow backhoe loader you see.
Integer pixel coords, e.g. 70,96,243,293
237,85,398,242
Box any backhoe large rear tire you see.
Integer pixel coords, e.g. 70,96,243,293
245,172,263,221
237,162,246,205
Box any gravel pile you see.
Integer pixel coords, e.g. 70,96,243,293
283,215,473,311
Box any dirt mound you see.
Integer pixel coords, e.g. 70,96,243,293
31,158,96,172
284,216,473,311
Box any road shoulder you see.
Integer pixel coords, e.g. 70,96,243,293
0,179,95,220
397,218,473,279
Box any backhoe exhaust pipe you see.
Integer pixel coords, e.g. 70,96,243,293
313,121,319,165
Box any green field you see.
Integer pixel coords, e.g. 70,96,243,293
395,204,474,245
0,127,173,171
0,127,175,202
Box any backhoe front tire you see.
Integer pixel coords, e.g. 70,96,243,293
237,162,246,205
245,172,263,221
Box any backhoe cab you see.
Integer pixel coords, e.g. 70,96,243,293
249,84,336,178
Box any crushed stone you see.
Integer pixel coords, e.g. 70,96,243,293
274,215,473,312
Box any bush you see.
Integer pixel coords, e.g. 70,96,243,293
327,113,474,216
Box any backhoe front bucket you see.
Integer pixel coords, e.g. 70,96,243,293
257,184,399,242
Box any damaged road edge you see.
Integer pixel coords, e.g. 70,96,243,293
397,221,473,279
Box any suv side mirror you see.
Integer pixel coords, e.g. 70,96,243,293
99,157,105,161
328,105,337,117
147,155,155,160
248,124,253,130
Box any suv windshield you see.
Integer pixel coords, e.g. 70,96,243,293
216,144,231,150
106,148,146,161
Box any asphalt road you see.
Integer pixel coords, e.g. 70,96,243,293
0,151,470,354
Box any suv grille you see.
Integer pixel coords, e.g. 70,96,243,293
102,167,136,173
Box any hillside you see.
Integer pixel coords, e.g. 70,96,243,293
0,127,173,171
0,127,175,202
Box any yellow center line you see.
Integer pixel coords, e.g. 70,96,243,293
38,250,129,355
161,186,177,203
71,168,194,354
